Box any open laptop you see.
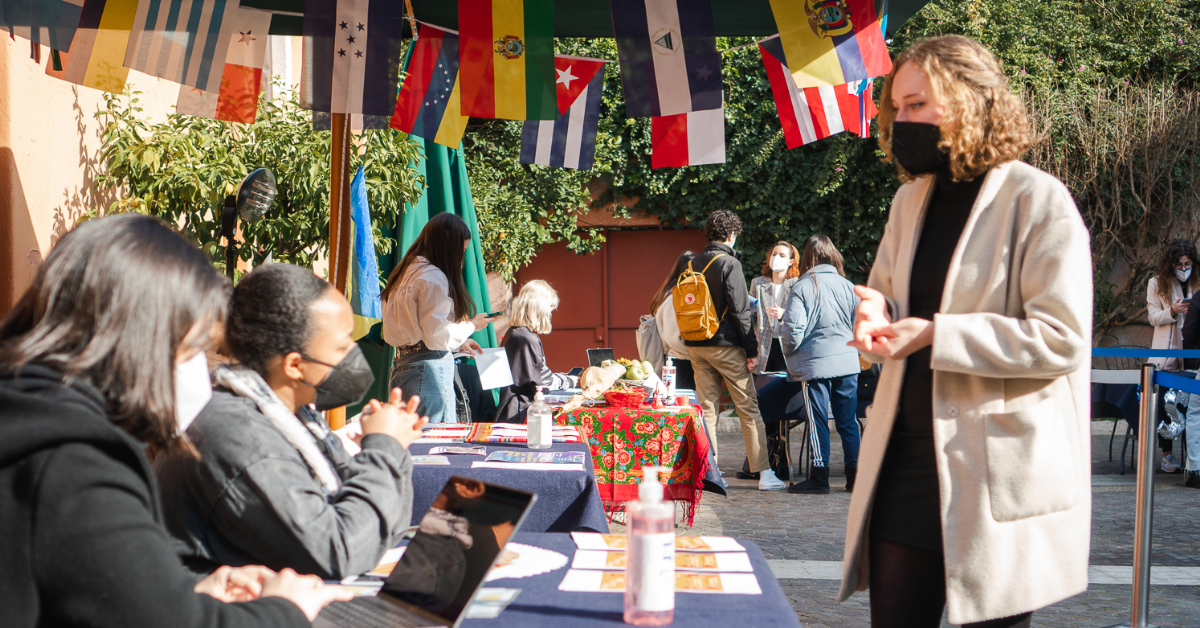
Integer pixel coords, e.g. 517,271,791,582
314,476,537,628
587,348,615,368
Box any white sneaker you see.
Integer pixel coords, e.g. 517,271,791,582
758,469,786,491
1162,453,1182,473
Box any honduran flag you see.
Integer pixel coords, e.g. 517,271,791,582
458,0,556,121
389,23,469,148
760,37,878,148
45,0,137,93
611,0,722,118
176,8,272,124
300,0,406,115
519,57,606,170
766,0,891,89
650,106,725,169
123,0,241,92
1,0,84,51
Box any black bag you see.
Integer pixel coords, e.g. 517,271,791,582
740,421,791,481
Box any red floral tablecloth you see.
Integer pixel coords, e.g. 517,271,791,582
555,404,711,525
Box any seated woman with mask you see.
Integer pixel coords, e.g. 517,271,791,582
156,263,427,580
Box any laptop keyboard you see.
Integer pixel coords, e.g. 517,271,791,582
321,596,441,628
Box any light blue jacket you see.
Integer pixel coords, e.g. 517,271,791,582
781,264,861,381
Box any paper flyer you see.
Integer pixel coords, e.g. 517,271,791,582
484,450,586,465
471,461,585,471
412,455,451,465
570,550,754,573
557,570,762,595
571,532,747,553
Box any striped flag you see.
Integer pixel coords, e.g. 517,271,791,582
611,0,722,118
1,0,84,50
760,37,877,148
519,60,604,170
389,23,469,148
44,0,137,93
766,0,891,89
458,0,556,121
176,8,272,124
349,166,381,340
123,0,241,91
650,106,724,169
300,0,406,115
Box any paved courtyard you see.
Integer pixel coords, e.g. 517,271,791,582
613,419,1200,627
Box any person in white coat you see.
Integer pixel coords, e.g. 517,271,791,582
1145,239,1198,472
844,36,1092,628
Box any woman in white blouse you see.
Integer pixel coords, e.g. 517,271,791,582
381,214,494,423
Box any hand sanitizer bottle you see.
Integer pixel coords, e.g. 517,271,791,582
624,466,674,626
526,387,552,449
660,358,677,401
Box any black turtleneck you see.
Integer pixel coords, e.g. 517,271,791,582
870,165,987,554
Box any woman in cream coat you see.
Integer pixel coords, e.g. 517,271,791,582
844,37,1092,627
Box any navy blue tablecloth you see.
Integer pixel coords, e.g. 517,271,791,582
465,532,803,628
408,442,608,533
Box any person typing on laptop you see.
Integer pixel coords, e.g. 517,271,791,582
156,263,426,580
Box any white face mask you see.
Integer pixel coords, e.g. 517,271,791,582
174,352,213,434
769,255,790,273
1177,268,1192,283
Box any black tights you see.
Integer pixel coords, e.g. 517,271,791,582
869,540,1033,628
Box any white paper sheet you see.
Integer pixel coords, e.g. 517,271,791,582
557,569,762,595
571,550,754,573
570,532,747,553
474,348,515,390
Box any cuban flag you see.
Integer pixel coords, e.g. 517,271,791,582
760,37,878,148
301,0,406,115
650,105,724,169
520,56,606,170
611,0,722,118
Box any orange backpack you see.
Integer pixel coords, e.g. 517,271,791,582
673,254,726,341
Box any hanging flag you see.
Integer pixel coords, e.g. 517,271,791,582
520,64,603,170
650,106,724,169
766,0,891,89
300,0,406,115
1,0,84,50
349,166,382,340
458,0,556,121
44,0,137,93
389,23,469,148
552,54,605,115
760,37,877,148
176,8,272,124
123,0,241,91
610,0,722,118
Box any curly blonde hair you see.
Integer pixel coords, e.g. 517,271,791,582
878,35,1031,182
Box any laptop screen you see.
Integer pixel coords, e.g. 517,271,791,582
380,477,535,624
587,348,615,367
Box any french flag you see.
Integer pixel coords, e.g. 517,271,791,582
611,0,722,118
519,61,605,170
650,106,725,169
760,37,878,149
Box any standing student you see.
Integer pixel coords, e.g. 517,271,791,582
843,36,1092,628
381,214,495,423
750,241,801,374
649,252,697,391
496,280,576,422
0,214,350,627
1146,239,1197,473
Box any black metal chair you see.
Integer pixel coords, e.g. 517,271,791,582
1092,344,1147,474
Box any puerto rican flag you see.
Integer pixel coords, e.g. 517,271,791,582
650,106,725,169
759,36,878,149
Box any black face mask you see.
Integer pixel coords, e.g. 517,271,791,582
301,345,375,411
890,121,947,175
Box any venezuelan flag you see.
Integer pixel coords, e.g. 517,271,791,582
458,0,556,121
348,166,382,341
390,24,469,148
768,0,891,89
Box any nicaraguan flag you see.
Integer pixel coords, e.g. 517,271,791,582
519,59,604,170
760,37,877,148
123,0,241,92
389,23,469,148
1,0,84,50
610,0,722,118
301,0,406,115
349,166,381,340
650,105,724,169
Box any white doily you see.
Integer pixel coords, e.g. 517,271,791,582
484,542,568,581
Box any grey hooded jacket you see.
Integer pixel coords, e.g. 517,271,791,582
781,264,862,381
155,389,413,580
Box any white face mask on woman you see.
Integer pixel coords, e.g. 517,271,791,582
1177,268,1192,283
174,352,213,434
769,255,790,273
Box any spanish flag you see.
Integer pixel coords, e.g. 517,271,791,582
458,0,556,121
767,0,891,89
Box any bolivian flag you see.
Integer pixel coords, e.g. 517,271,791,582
458,0,556,121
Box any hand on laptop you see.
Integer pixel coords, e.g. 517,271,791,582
261,568,355,620
194,565,276,602
361,387,429,449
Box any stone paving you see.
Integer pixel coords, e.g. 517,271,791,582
610,420,1200,627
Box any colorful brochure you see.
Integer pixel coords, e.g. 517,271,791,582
557,570,762,595
571,532,747,553
485,450,586,465
570,550,754,573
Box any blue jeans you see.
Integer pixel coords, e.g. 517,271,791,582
804,374,861,469
389,348,456,424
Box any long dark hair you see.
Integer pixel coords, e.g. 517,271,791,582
1154,238,1200,305
0,214,228,449
649,252,694,315
381,213,475,322
799,235,846,277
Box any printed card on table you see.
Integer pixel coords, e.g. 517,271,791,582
571,550,754,572
484,450,586,465
571,532,746,553
558,570,762,595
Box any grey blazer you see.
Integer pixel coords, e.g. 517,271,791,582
750,275,798,373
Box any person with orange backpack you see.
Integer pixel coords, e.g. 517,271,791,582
674,210,786,491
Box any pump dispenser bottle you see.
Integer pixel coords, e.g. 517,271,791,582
624,466,675,625
526,387,552,449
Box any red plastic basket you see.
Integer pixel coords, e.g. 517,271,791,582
603,389,647,408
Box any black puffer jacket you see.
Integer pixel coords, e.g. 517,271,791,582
679,242,760,358
0,364,308,628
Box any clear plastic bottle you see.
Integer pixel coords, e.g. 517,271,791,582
660,358,677,401
624,466,675,626
526,388,552,449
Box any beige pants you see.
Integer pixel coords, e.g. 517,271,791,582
688,345,769,473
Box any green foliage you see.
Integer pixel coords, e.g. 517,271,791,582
95,85,425,276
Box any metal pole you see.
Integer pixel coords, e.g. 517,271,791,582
1131,363,1158,627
